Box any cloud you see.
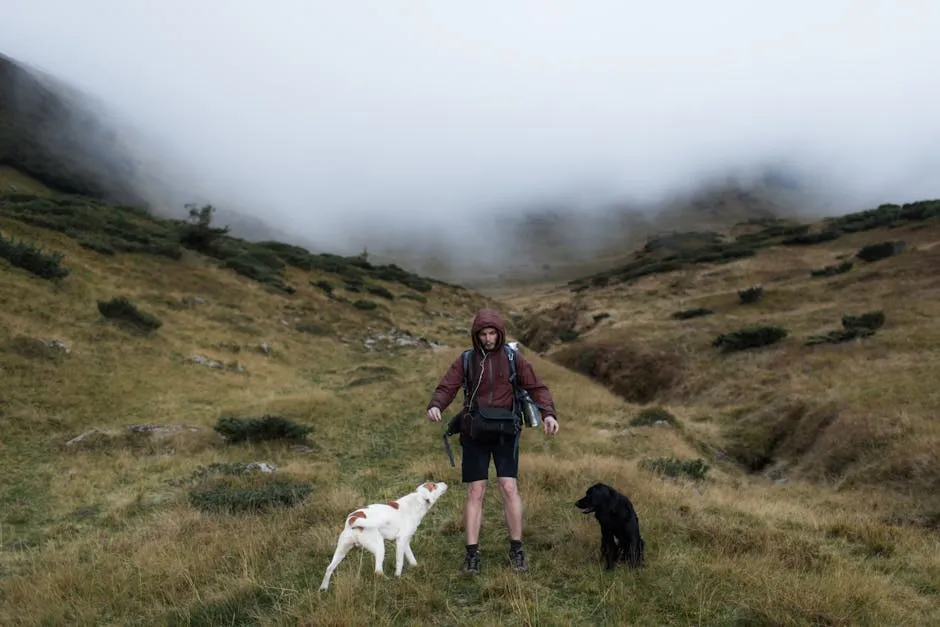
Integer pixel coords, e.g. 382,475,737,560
3,0,940,259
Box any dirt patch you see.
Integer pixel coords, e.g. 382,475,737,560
552,340,684,403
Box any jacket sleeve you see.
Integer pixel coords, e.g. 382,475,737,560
516,353,558,420
427,354,465,412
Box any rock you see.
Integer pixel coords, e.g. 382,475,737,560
126,424,200,436
65,428,104,446
246,462,276,473
258,343,272,355
653,420,671,428
362,328,444,351
190,355,225,369
43,339,71,354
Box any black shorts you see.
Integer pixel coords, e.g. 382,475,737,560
460,432,520,482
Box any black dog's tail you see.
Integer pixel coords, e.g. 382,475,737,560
626,536,645,568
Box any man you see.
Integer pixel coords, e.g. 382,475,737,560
426,307,559,574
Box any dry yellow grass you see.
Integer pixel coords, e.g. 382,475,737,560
2,208,940,625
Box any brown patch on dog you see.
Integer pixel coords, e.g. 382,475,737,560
423,482,437,491
347,510,367,526
387,501,400,509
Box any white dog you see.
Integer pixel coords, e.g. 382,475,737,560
319,481,448,590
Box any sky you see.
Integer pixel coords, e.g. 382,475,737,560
3,1,940,259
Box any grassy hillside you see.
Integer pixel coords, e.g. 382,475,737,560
2,182,940,624
510,203,940,523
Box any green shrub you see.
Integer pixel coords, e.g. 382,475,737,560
805,327,876,346
188,475,313,514
856,241,906,262
0,233,69,279
630,406,679,427
400,293,427,303
671,307,713,320
810,261,853,277
97,296,162,331
311,279,333,295
804,311,884,346
737,285,763,304
176,204,230,253
640,457,709,481
353,299,377,311
366,285,394,300
781,230,841,245
842,310,885,331
213,415,313,443
713,326,787,352
558,328,580,342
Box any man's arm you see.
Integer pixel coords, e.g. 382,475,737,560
427,354,465,413
516,353,557,420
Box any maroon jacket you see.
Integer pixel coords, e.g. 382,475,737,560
427,308,557,425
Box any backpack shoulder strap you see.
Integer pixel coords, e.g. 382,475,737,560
504,343,517,389
460,348,473,407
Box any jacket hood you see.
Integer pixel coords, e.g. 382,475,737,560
471,308,506,352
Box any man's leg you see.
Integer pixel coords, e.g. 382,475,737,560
494,435,528,572
497,477,523,541
460,435,491,573
465,480,487,544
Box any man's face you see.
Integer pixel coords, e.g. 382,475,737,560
478,327,499,351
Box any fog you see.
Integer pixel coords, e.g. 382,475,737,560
3,1,940,269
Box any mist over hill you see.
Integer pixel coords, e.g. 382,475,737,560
3,2,940,286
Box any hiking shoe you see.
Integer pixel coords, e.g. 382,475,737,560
463,550,481,574
509,545,528,572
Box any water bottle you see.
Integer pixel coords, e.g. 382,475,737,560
519,389,542,428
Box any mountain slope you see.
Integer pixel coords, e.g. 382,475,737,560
507,200,940,524
2,187,939,625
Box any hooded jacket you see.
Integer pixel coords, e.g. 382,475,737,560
427,308,557,426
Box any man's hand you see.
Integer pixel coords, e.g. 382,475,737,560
543,416,559,435
427,407,442,422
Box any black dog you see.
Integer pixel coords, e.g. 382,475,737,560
575,483,645,570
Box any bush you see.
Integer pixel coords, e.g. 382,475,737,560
0,233,69,279
352,299,377,311
213,415,313,443
400,293,427,303
176,204,230,252
188,474,313,514
713,326,788,352
671,307,713,320
558,328,580,342
804,310,884,346
856,241,906,262
781,230,841,246
737,285,763,304
630,406,679,427
810,261,853,277
842,310,885,331
640,457,709,481
97,296,162,331
311,279,333,296
366,285,394,300
805,327,876,346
